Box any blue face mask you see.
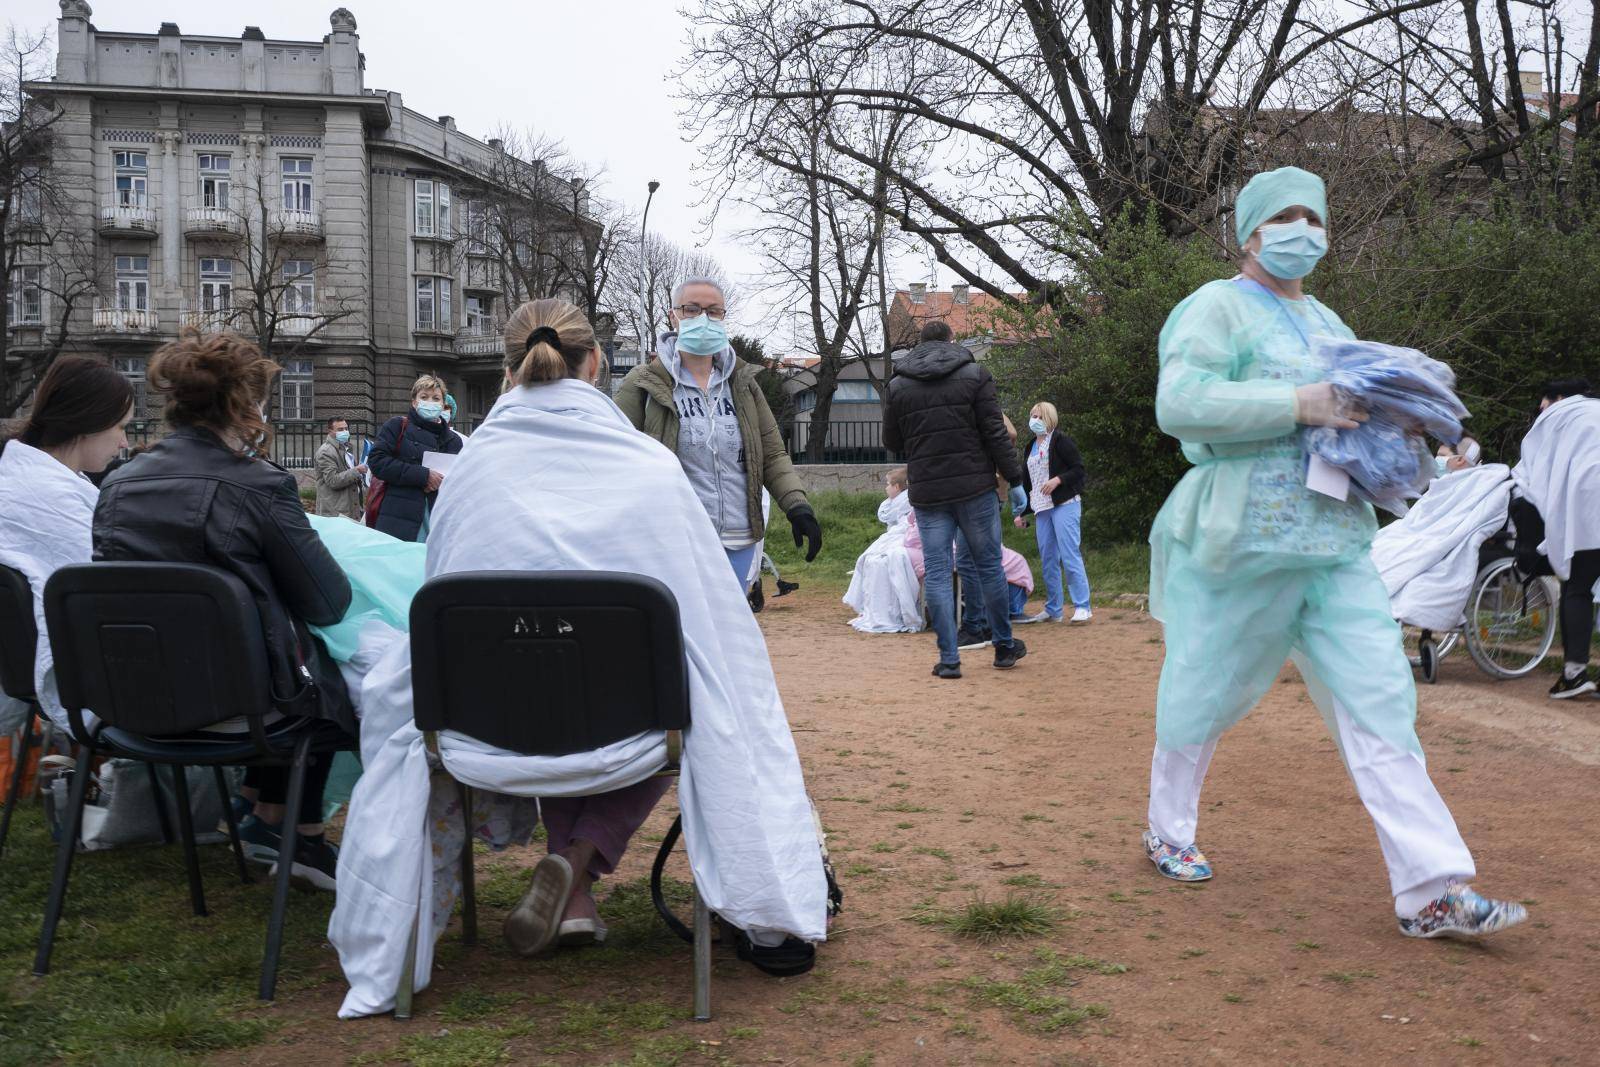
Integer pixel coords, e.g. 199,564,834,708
1434,456,1451,478
1028,417,1048,436
1255,219,1328,280
334,430,350,444
676,313,728,357
416,401,444,422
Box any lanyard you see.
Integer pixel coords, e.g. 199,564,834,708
1236,276,1335,352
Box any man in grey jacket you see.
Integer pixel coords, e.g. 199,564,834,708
314,416,365,520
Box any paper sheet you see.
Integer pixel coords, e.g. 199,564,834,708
421,451,457,475
1306,454,1351,501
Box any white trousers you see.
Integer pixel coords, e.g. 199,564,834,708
1148,698,1475,911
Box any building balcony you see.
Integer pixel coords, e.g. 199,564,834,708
98,197,158,238
273,207,323,242
93,307,160,336
183,203,241,239
180,308,241,333
275,314,318,337
454,320,502,356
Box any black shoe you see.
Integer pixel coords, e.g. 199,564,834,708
747,581,765,613
1550,672,1597,699
994,638,1027,670
956,627,992,650
932,662,962,679
775,579,800,597
734,930,816,977
268,833,338,892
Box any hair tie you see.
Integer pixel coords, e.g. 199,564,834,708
523,326,563,354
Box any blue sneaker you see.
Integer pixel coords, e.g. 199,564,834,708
1143,830,1213,882
1398,882,1527,940
236,815,282,865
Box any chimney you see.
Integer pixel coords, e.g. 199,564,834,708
952,284,970,305
438,115,456,131
909,282,927,304
1516,70,1544,102
488,138,503,153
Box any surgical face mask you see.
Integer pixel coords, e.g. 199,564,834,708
334,430,350,444
676,313,728,357
416,400,445,422
1028,417,1047,436
1254,219,1328,280
1434,456,1451,478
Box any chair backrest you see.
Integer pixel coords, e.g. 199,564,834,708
44,562,274,738
0,564,38,702
410,571,690,756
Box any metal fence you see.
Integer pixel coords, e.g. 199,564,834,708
123,421,376,471
784,419,901,464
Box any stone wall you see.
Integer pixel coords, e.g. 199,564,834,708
791,463,900,496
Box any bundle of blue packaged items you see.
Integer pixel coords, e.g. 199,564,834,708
1302,338,1470,516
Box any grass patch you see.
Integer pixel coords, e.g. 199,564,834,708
914,894,1059,943
957,951,1119,1035
764,489,1149,596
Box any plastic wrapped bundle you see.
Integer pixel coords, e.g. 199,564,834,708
1302,338,1470,515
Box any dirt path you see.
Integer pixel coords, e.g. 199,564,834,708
237,589,1600,1066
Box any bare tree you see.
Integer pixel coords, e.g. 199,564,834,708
1,24,96,418
611,232,729,358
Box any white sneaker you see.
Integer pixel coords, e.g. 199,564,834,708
1070,607,1093,623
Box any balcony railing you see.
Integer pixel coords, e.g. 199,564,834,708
273,207,323,240
275,314,317,337
183,203,240,238
93,307,159,334
180,308,241,332
454,319,502,356
99,195,158,237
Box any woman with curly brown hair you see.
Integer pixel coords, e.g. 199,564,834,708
93,329,355,890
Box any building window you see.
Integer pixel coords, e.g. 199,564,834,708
437,183,451,235
114,355,148,418
281,157,314,211
197,153,231,209
464,294,492,333
834,381,878,403
438,278,452,329
464,198,491,250
279,359,314,422
415,277,435,330
199,257,232,312
114,255,149,311
282,259,314,314
17,167,43,223
414,180,434,236
9,266,44,324
113,150,148,207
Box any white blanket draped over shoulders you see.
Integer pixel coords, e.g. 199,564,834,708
1512,396,1600,582
0,441,99,733
329,380,826,1018
843,494,922,633
1371,463,1511,632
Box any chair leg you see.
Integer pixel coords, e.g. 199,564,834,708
259,739,310,1001
1,712,37,859
146,762,175,845
692,882,712,1022
33,743,94,976
215,766,251,885
170,765,207,918
395,905,420,1020
457,781,476,947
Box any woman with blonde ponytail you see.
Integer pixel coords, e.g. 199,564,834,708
501,297,603,390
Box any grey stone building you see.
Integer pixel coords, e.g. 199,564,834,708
12,3,591,431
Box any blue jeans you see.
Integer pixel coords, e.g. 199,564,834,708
1036,499,1090,617
917,493,1014,664
724,544,759,593
1009,582,1028,617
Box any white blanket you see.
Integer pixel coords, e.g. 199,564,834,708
329,380,826,1018
1513,396,1600,581
1371,464,1512,631
0,441,99,733
843,495,923,633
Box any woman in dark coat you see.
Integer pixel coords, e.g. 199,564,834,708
367,374,462,542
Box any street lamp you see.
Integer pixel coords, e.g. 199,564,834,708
640,179,660,360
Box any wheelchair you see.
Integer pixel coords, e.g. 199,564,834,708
1404,528,1559,684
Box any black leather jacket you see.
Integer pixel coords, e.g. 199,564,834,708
92,427,355,730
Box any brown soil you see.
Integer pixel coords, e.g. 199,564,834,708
233,588,1600,1066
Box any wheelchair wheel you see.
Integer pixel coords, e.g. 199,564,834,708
1402,626,1459,670
1418,638,1438,684
1464,557,1559,679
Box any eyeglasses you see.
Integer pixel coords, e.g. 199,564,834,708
674,303,726,320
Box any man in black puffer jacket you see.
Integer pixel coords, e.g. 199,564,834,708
885,320,1029,678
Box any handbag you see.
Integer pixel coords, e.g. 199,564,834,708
362,415,407,528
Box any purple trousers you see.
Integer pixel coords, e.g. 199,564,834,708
541,775,671,881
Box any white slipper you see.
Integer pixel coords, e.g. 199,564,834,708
557,916,609,946
504,853,574,957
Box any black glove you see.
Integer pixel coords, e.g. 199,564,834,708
787,505,822,562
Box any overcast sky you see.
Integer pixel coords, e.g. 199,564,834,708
9,0,787,335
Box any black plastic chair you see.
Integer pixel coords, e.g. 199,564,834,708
398,570,708,1020
35,562,353,1000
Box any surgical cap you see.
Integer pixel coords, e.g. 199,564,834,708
1234,166,1328,246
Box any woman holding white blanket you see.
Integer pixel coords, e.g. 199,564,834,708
331,298,825,1017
